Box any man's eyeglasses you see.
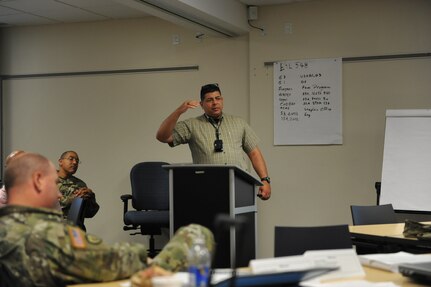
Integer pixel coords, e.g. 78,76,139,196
63,156,81,164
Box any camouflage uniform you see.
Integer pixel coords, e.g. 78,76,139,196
403,219,431,240
0,205,214,287
58,175,99,218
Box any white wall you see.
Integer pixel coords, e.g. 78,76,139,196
249,0,431,258
0,17,250,246
1,0,431,260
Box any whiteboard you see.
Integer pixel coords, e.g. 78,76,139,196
380,109,431,212
273,58,342,145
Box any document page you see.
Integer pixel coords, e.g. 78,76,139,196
303,249,365,280
359,251,431,272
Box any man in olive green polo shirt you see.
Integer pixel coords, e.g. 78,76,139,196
156,83,271,200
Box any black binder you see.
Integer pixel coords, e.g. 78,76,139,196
212,267,336,287
399,261,431,284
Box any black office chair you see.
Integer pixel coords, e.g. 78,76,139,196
350,204,397,226
375,182,381,205
274,225,352,257
67,197,86,230
350,204,399,254
121,161,170,257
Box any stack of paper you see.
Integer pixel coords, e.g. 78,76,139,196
250,249,365,281
249,254,338,274
359,251,431,273
302,249,365,281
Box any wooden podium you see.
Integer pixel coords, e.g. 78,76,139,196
163,164,262,268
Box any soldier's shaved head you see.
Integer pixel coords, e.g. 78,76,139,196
5,153,50,191
5,150,25,166
5,153,61,209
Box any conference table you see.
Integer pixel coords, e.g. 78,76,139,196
349,221,431,254
70,222,431,287
69,266,428,287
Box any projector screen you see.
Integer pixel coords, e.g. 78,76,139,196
380,109,431,212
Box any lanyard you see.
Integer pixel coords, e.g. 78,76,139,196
205,114,223,140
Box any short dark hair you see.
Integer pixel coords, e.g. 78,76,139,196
200,83,221,101
59,150,77,160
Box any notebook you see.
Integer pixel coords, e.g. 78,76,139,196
398,261,431,283
211,267,336,287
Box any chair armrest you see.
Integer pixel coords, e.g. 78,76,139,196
120,194,132,202
120,194,132,214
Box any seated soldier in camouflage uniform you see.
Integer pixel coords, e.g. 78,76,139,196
57,150,100,220
0,153,214,287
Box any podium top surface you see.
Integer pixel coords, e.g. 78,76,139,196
163,164,263,186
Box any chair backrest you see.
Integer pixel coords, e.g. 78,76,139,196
130,161,170,211
274,225,352,257
67,197,86,229
350,204,397,225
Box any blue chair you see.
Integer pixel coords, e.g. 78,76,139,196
67,197,86,230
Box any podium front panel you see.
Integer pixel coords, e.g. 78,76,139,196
166,165,258,268
172,167,231,267
172,167,230,229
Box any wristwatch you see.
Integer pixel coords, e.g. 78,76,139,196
260,176,271,184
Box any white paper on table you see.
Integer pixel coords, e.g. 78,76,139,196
300,279,399,287
359,251,431,273
300,249,365,283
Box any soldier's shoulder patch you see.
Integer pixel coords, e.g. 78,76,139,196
85,234,103,245
67,226,87,249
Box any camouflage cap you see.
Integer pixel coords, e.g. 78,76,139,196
403,219,431,240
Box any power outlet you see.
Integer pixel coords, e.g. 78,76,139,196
284,23,293,34
248,6,258,21
172,34,180,45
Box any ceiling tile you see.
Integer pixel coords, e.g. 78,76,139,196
60,0,148,19
0,12,57,26
0,5,20,16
